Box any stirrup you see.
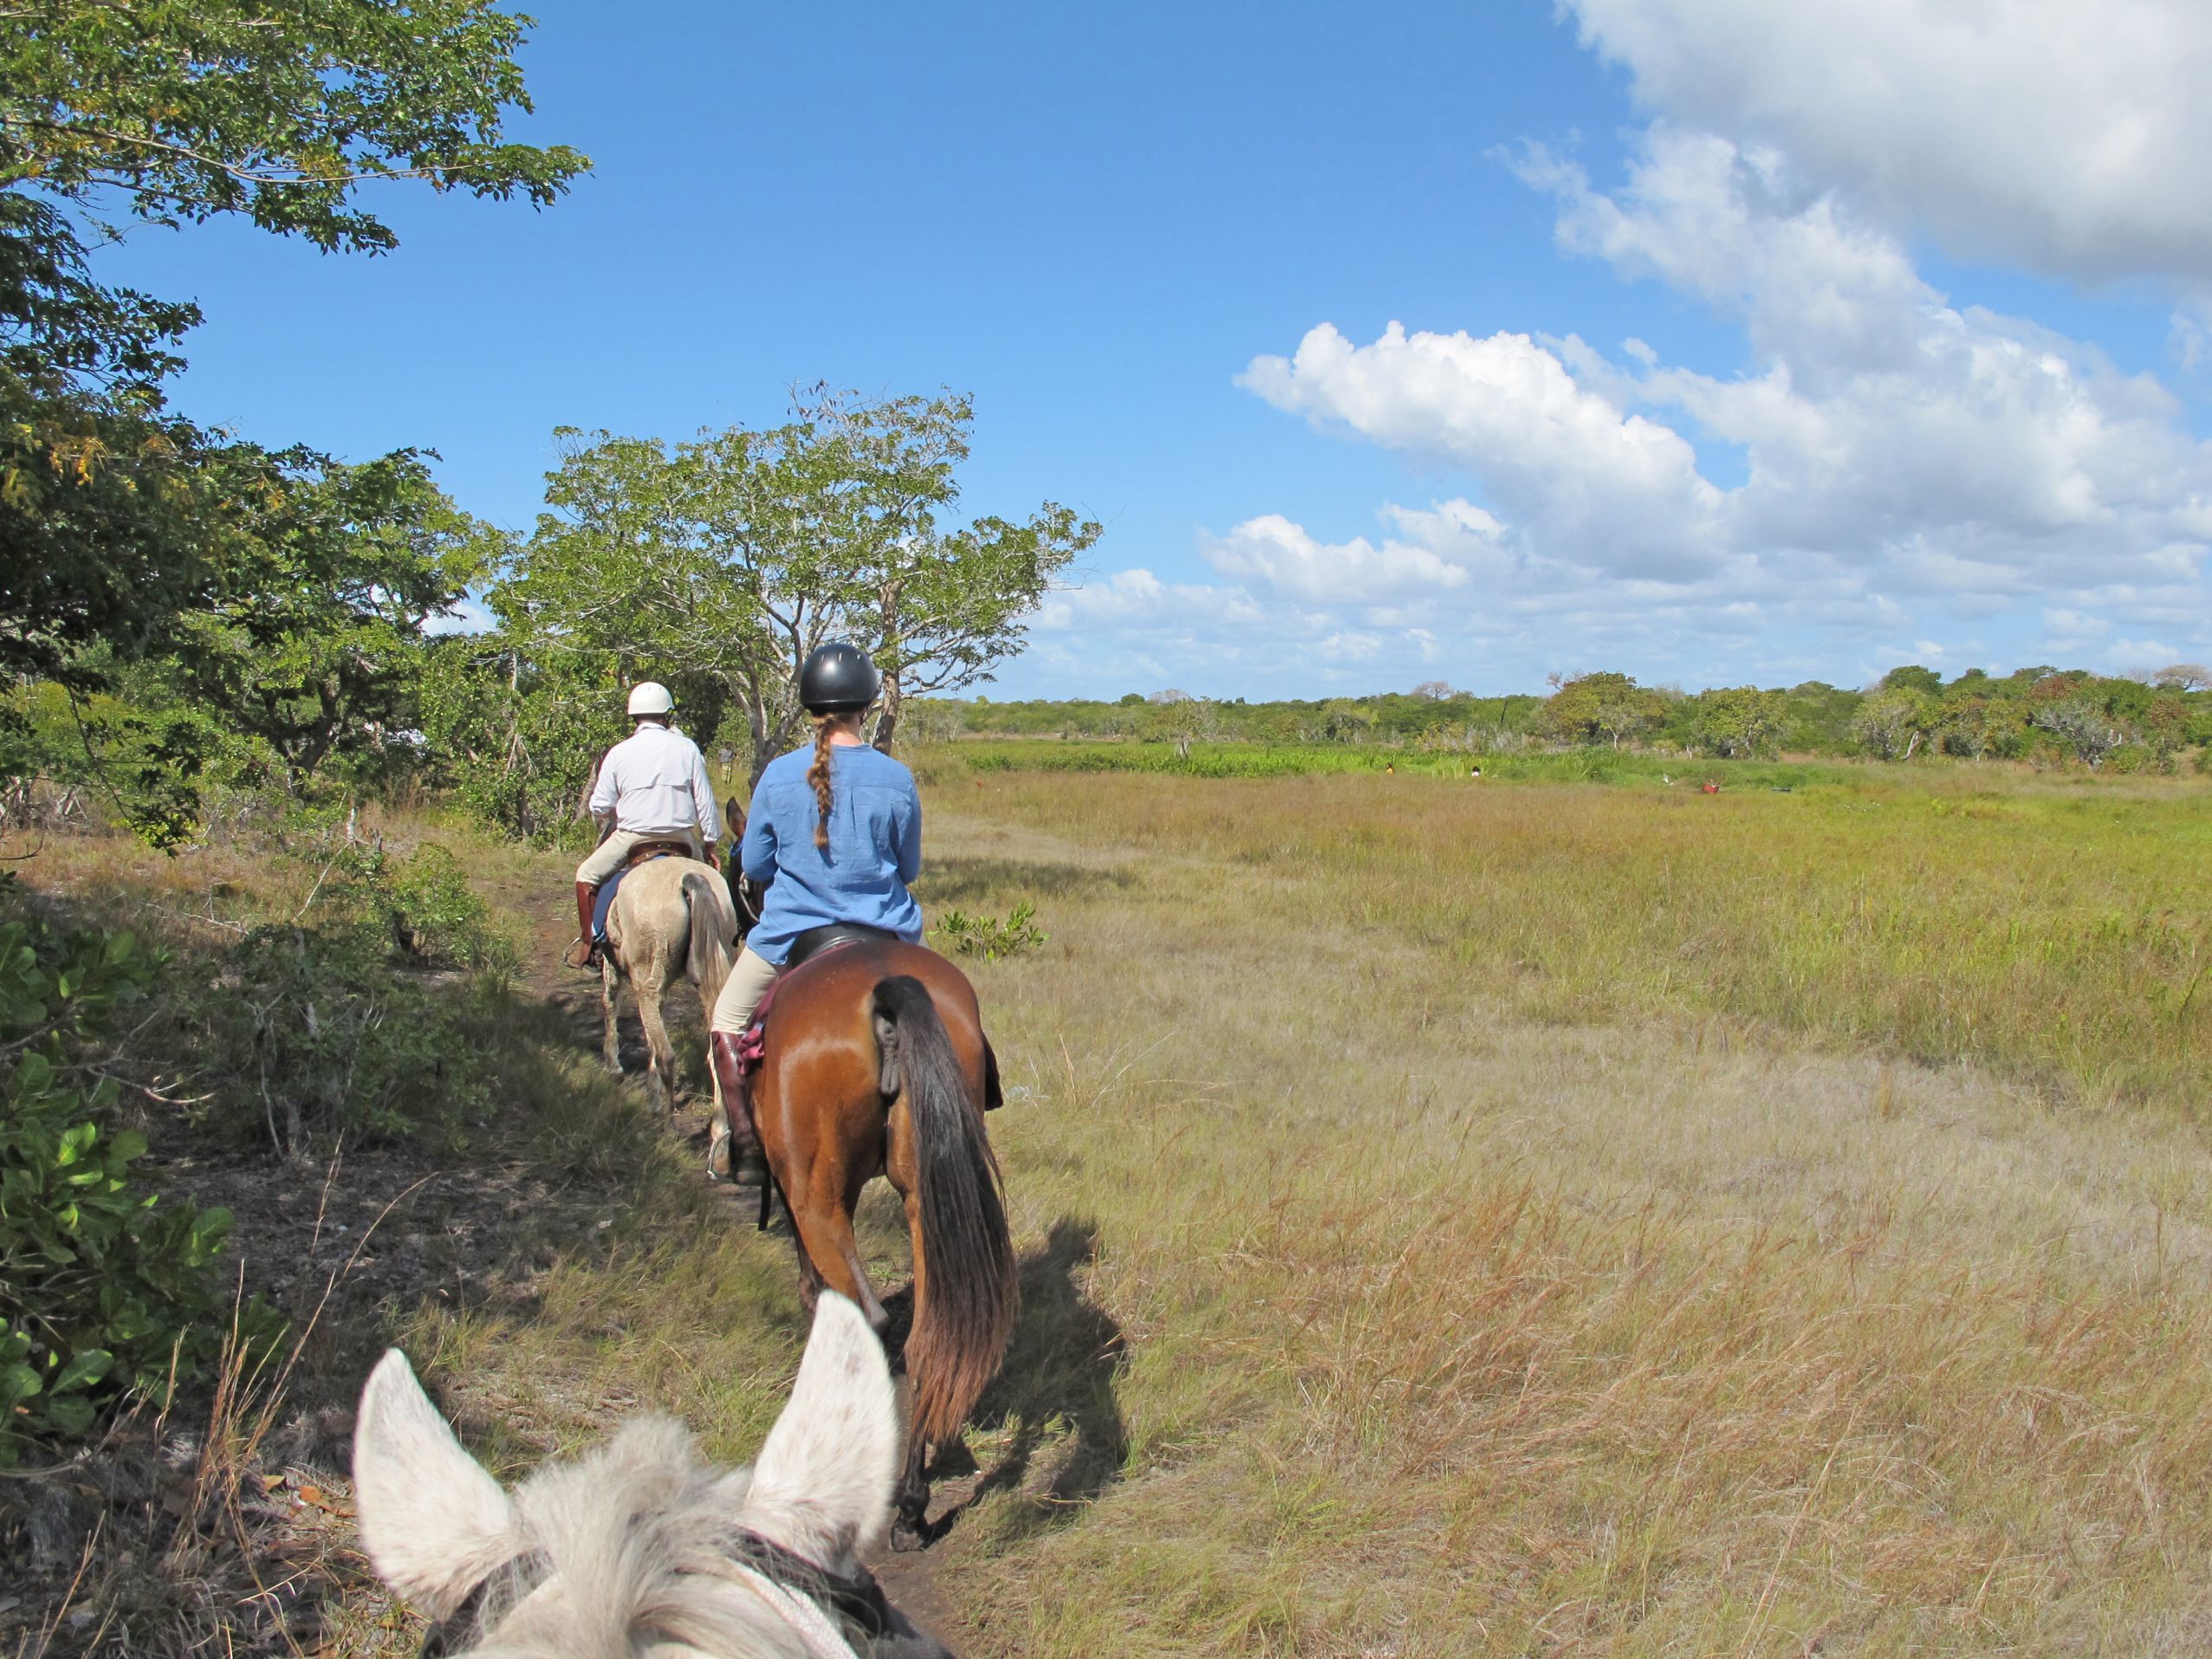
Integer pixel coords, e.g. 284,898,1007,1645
708,1119,769,1187
565,936,599,969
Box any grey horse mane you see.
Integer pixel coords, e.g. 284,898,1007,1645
439,1417,816,1658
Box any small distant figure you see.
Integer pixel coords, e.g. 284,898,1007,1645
1702,780,1722,794
1385,761,1396,775
1661,773,1672,786
1469,764,1482,779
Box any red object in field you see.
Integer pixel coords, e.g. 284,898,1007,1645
1701,781,1722,794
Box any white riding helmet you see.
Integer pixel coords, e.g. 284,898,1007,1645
626,681,675,717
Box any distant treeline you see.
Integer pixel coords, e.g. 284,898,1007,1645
909,664,2212,772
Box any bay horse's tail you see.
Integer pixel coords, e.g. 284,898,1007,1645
872,975,1017,1446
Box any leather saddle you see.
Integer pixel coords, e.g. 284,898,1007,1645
786,922,900,969
622,838,695,872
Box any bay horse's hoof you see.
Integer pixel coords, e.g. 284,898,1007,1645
890,1513,929,1552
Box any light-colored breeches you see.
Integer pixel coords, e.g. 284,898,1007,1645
575,826,704,886
710,945,781,1035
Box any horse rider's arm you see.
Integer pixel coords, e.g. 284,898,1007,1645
740,795,777,884
587,746,622,822
689,743,723,845
895,785,922,885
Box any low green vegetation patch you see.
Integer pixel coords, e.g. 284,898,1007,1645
933,898,1049,961
0,820,528,1474
962,764,2212,1118
927,739,1865,789
0,917,271,1466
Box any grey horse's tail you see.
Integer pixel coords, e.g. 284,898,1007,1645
680,867,734,1012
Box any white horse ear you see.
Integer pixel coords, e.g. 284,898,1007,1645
353,1350,519,1618
738,1293,898,1565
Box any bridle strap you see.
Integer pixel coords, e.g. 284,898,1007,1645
417,1575,493,1658
726,1531,898,1647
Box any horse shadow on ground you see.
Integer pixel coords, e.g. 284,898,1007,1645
878,1215,1128,1543
911,858,1134,908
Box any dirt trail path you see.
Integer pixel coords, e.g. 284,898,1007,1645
499,858,976,1649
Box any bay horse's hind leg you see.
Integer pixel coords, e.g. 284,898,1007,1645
785,1196,889,1335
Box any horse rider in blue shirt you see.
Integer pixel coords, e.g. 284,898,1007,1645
708,643,924,1182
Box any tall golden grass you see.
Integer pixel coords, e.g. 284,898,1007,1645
905,764,2212,1654
944,764,2212,1115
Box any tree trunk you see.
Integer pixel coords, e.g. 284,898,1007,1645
747,697,776,789
873,670,904,754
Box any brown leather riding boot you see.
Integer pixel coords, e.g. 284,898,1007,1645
708,1030,769,1186
564,881,599,969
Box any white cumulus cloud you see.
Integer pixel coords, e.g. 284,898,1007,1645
1234,126,2212,660
1202,511,1480,601
1239,319,1724,578
1562,0,2212,285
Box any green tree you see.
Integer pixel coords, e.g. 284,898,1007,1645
1933,690,2026,761
1544,671,1666,748
0,0,585,255
474,392,1098,792
793,388,1100,751
1685,686,1788,759
1878,664,1943,697
2030,700,2132,768
1849,687,1933,761
0,0,582,833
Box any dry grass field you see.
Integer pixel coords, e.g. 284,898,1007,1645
10,757,2212,1655
898,763,2212,1656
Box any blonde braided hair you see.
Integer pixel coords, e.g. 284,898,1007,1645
808,715,838,852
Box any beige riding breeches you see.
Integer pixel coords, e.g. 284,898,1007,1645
575,826,704,886
710,945,781,1035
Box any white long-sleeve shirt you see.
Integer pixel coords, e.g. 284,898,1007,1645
587,723,722,841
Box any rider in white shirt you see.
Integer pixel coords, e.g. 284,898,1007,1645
566,682,723,968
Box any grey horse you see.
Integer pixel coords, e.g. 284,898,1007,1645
599,855,738,1115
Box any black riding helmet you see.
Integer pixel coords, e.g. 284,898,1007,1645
799,641,881,714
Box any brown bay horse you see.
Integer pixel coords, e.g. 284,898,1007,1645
730,934,1016,1549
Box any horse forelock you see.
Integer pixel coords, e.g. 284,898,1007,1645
444,1417,826,1659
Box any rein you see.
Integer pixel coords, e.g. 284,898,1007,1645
418,1531,899,1659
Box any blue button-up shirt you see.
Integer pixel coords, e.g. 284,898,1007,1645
741,742,924,965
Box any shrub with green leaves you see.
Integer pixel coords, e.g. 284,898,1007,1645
150,838,514,1156
0,922,246,1465
932,898,1048,962
331,837,516,975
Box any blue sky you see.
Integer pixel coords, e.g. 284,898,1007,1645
99,1,2212,699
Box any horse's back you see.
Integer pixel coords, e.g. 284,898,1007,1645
762,940,988,1118
607,856,733,958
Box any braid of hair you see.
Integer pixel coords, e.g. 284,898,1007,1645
808,716,837,852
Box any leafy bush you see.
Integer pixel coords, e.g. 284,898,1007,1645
933,899,1048,961
177,841,515,1156
335,837,516,974
0,921,258,1465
